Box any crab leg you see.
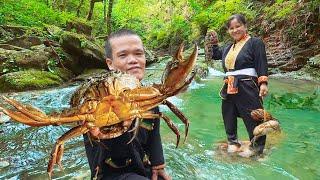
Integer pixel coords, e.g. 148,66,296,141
162,100,189,142
47,125,89,179
140,112,180,148
1,96,92,125
0,107,55,126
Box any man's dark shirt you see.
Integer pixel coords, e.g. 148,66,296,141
84,107,164,179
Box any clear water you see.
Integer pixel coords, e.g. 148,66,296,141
0,63,319,179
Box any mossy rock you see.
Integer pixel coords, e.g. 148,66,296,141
0,70,63,92
195,62,209,81
49,67,75,81
308,54,320,68
59,31,107,70
66,19,93,36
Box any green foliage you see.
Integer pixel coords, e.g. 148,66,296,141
0,0,76,27
266,91,320,111
1,0,314,52
263,1,296,21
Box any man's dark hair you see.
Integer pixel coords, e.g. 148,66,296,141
226,14,247,29
104,29,140,59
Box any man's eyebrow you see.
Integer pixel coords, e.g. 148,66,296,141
116,50,128,54
135,49,144,52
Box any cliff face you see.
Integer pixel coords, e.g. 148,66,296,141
253,1,320,77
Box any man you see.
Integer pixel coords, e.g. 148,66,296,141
84,29,171,180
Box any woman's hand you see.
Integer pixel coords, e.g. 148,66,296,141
259,83,268,97
210,31,219,45
151,164,171,180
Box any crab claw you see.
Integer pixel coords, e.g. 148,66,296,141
251,109,274,122
159,43,198,95
251,120,280,144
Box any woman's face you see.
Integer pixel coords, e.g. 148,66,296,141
228,18,247,42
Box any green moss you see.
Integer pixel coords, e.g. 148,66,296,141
49,67,74,81
59,31,94,49
0,70,63,92
263,1,296,21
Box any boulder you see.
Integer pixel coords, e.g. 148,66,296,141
0,25,28,41
66,20,92,36
2,36,42,49
308,54,320,68
0,70,63,92
145,49,158,65
0,45,51,74
59,32,107,72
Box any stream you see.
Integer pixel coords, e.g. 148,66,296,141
0,57,319,179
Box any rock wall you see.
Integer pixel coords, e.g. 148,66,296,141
256,2,320,76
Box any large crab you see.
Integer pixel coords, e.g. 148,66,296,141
0,44,198,178
250,109,281,144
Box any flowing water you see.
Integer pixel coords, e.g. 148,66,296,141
0,58,319,179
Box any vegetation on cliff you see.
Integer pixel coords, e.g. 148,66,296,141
0,0,319,92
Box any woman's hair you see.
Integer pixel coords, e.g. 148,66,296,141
226,14,247,28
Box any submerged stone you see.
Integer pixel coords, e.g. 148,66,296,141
0,160,10,168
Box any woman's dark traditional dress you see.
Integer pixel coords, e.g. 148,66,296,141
212,36,268,154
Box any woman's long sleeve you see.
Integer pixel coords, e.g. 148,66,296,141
212,45,223,60
253,38,268,84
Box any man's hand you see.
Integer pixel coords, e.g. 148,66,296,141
259,83,268,97
151,168,171,180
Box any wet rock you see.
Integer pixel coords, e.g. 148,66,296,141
308,54,320,68
0,70,63,92
0,160,10,168
72,68,109,82
145,49,158,65
195,63,209,80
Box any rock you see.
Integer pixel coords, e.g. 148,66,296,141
0,45,52,74
44,25,63,37
49,67,74,81
2,36,42,49
0,44,25,51
279,56,308,71
0,160,10,168
72,69,109,82
0,70,63,92
66,20,92,36
15,45,51,70
0,25,28,41
308,54,320,68
59,32,107,72
145,49,158,65
195,62,209,80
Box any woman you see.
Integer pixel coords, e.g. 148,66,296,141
212,14,269,157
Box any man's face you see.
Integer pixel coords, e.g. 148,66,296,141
106,35,146,81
